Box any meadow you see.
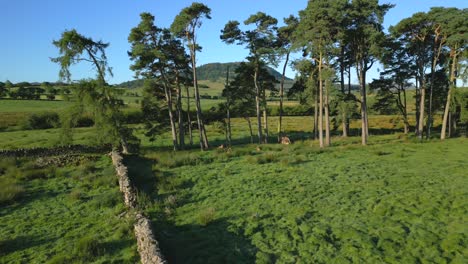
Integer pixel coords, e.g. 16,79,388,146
128,136,468,263
0,155,138,263
0,86,466,263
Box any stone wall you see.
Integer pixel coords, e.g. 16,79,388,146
0,145,111,158
111,151,166,264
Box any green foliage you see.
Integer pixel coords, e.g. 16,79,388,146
51,29,112,82
22,112,60,130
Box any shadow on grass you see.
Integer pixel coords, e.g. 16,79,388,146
124,155,257,263
0,235,52,256
0,189,60,217
154,218,256,264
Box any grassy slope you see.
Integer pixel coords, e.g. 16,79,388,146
0,156,138,263
128,136,468,263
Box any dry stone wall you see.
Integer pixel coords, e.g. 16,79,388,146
0,145,111,158
111,151,166,264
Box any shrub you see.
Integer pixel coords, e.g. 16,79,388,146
22,112,60,130
20,168,55,180
74,236,104,261
69,189,84,201
122,111,144,124
0,178,24,204
76,115,94,127
198,207,216,226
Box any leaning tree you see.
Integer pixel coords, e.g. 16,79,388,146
51,29,135,153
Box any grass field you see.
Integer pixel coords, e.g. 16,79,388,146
126,136,468,263
0,155,138,263
0,85,466,263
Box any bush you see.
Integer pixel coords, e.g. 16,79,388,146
74,236,104,261
122,111,144,124
198,207,216,226
76,115,94,127
22,112,60,130
0,178,24,204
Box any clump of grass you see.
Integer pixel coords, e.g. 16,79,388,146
198,207,216,226
19,167,55,180
91,191,121,209
165,194,177,207
152,152,213,168
74,236,104,261
136,190,153,210
0,178,24,204
69,189,84,201
256,152,281,164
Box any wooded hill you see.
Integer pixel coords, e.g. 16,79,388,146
197,62,292,82
116,62,293,89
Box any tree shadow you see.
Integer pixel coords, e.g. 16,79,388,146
153,218,256,264
0,235,52,256
124,155,257,263
123,154,157,195
0,189,60,217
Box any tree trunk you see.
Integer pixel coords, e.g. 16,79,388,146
324,79,331,147
357,63,368,146
340,46,348,137
318,52,324,148
414,77,420,134
185,86,193,145
162,73,178,150
227,104,232,146
441,48,458,140
162,79,178,151
346,65,351,135
190,43,209,150
403,88,409,135
254,62,263,144
262,90,269,144
278,52,290,142
417,65,426,140
245,116,254,144
176,74,184,149
314,82,319,140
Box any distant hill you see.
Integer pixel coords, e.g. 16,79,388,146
116,62,293,88
115,79,145,89
197,62,292,82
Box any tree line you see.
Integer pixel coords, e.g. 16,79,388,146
50,1,467,152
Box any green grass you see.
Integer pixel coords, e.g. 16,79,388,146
125,136,468,263
0,155,138,263
0,99,71,113
0,127,98,149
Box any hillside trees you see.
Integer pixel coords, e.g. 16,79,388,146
51,29,135,153
438,8,467,139
371,36,413,134
290,59,319,139
128,13,191,151
295,0,347,148
225,61,274,144
221,12,278,144
347,0,394,145
171,2,211,150
276,15,298,142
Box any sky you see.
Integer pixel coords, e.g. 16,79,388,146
1,0,467,85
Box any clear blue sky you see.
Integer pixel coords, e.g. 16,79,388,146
1,0,466,84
